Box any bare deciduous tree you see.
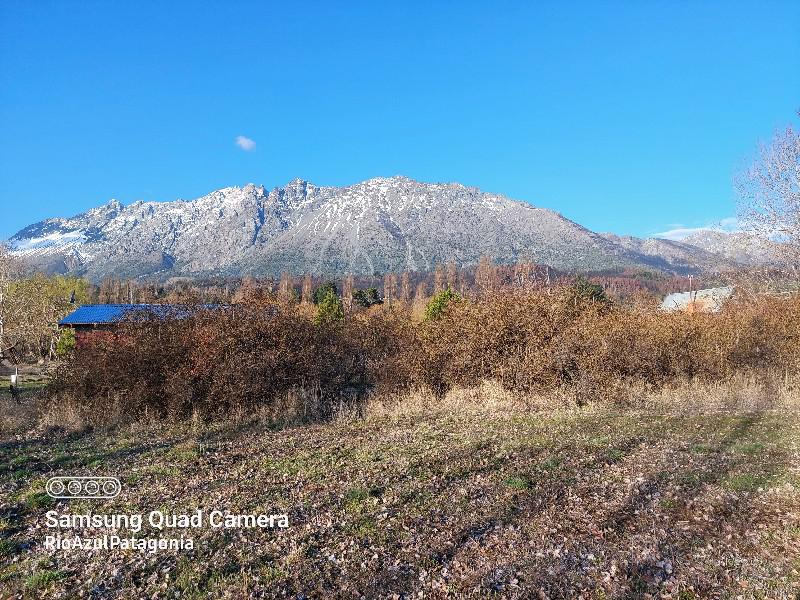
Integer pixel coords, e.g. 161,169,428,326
446,261,458,290
0,244,20,353
301,274,313,304
737,122,800,266
475,255,498,297
414,281,428,304
383,273,397,305
341,274,354,311
399,272,411,303
433,264,445,294
278,272,294,301
513,260,536,290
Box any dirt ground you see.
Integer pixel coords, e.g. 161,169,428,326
0,392,798,598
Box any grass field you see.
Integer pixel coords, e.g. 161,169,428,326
1,386,799,598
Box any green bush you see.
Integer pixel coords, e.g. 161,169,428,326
313,281,338,305
55,328,76,358
352,287,383,308
315,290,344,325
569,277,608,304
424,288,461,321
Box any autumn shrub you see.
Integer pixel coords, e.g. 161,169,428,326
53,304,340,422
395,290,800,403
48,288,800,423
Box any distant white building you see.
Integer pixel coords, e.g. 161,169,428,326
660,286,734,313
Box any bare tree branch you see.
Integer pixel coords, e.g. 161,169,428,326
736,122,800,268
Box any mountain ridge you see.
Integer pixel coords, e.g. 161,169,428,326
6,176,764,281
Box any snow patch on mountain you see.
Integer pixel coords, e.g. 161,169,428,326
12,230,87,253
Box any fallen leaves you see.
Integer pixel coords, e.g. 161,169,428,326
0,405,798,598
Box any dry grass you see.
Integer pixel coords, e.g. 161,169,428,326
361,380,524,421
363,375,800,425
636,374,800,415
0,395,40,435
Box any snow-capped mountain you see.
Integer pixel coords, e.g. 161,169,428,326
598,233,744,273
6,176,770,280
678,230,781,266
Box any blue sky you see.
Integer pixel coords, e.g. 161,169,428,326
0,1,798,240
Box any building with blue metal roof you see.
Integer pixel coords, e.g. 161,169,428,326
58,304,223,346
58,304,202,326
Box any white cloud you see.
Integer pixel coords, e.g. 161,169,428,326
655,227,713,241
654,217,739,241
235,135,256,151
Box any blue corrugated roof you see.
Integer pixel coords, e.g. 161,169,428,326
59,304,219,326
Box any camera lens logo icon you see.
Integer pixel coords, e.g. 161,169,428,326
46,477,121,499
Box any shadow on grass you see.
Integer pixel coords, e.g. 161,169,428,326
518,414,789,598
279,426,652,597
355,414,790,598
614,414,790,598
